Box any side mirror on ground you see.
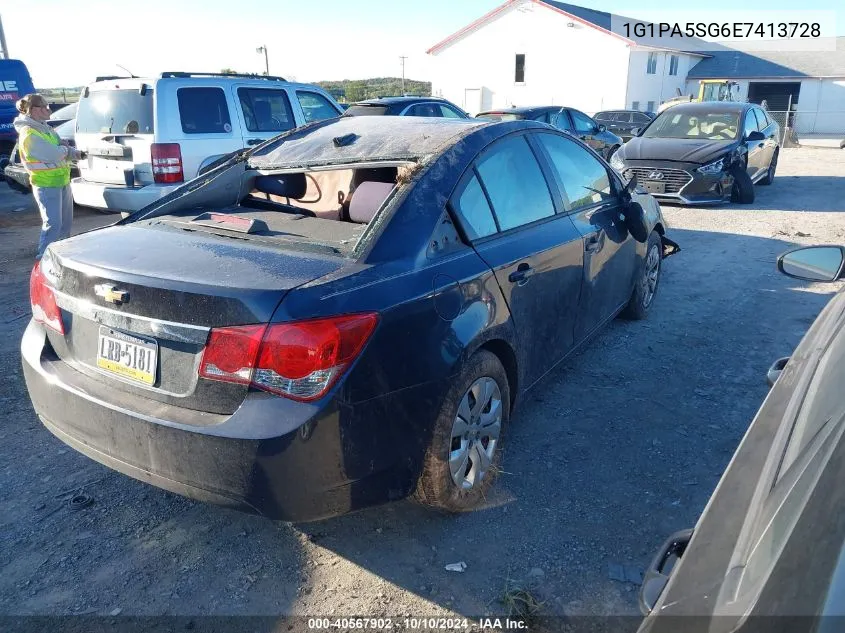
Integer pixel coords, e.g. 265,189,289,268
746,130,765,142
777,245,845,282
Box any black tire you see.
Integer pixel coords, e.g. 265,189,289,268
758,149,778,186
730,164,755,204
621,230,662,320
414,350,510,513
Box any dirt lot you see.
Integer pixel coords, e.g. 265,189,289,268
1,149,844,626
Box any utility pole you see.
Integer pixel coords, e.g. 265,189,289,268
256,45,269,75
0,14,9,59
399,56,408,95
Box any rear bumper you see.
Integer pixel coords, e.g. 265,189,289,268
70,177,179,212
22,320,439,522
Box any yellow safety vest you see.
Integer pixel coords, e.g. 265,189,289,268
19,126,71,188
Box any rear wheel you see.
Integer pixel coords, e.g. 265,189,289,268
730,162,755,204
758,149,778,185
414,350,510,513
621,230,662,320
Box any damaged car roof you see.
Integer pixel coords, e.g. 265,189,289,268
248,116,486,170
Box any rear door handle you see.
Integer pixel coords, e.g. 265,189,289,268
246,138,263,146
585,234,601,253
508,264,535,286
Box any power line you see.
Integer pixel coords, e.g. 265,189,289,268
399,56,408,95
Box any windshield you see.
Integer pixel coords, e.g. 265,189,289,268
76,89,154,135
643,110,739,140
476,113,525,122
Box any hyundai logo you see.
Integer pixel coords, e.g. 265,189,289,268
648,171,665,180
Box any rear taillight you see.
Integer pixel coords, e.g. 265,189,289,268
199,313,378,402
30,261,64,334
151,143,184,184
198,325,265,384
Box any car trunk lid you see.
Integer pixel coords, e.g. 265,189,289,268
75,83,156,186
41,220,349,415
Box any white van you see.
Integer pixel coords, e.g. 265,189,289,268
71,72,343,212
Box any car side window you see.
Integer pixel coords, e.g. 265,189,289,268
407,103,441,118
743,112,759,139
615,112,632,123
177,87,232,134
238,88,294,133
439,104,464,119
632,112,651,124
569,109,597,135
533,112,550,123
551,110,572,130
450,172,498,240
296,91,340,123
754,108,769,131
475,135,556,231
535,132,614,211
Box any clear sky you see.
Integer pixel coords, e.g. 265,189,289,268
1,0,842,88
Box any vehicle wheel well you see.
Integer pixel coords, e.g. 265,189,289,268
478,339,518,410
653,222,665,236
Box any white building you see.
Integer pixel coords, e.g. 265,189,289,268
683,42,845,135
427,0,845,135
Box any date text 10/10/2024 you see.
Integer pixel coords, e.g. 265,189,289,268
307,618,529,630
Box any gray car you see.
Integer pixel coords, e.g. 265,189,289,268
476,106,623,161
639,244,845,631
594,109,656,142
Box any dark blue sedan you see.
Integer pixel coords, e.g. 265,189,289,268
22,116,678,522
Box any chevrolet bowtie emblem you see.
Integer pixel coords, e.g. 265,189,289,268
94,284,129,304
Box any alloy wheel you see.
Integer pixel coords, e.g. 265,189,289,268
641,244,661,309
449,377,502,490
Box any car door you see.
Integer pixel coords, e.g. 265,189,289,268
449,133,585,385
232,86,298,148
568,108,606,155
533,131,638,342
742,109,766,180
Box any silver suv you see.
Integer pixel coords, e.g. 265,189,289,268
71,72,343,212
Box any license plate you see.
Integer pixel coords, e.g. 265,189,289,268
85,157,135,185
96,326,158,386
644,181,665,194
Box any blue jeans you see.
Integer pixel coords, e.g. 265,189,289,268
33,184,73,259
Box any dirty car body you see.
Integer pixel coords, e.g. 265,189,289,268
22,116,675,522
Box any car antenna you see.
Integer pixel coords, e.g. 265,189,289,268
116,64,138,78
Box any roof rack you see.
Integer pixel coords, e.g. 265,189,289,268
160,71,288,81
95,75,131,82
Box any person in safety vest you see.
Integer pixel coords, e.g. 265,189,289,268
13,93,85,259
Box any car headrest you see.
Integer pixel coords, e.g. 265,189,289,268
254,173,307,200
349,181,394,224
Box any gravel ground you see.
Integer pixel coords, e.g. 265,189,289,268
0,148,844,625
